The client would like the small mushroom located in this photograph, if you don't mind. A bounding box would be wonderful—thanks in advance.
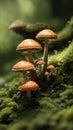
[35,59,45,73]
[36,29,57,73]
[12,60,35,82]
[45,71,50,75]
[47,65,55,75]
[16,39,42,80]
[18,80,39,98]
[44,71,50,80]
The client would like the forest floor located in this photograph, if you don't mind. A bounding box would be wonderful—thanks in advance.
[0,17,73,130]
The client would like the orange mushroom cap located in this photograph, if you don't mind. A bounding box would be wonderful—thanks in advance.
[45,71,50,75]
[16,39,42,52]
[36,29,57,40]
[35,59,45,65]
[12,60,35,72]
[47,65,55,70]
[18,80,39,91]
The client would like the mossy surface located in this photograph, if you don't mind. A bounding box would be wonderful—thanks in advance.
[0,17,73,130]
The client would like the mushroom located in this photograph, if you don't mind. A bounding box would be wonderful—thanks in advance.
[9,20,26,36]
[44,71,50,80]
[16,39,42,62]
[16,39,42,80]
[45,71,50,75]
[47,65,55,75]
[18,80,39,98]
[12,60,35,82]
[36,29,57,73]
[35,59,45,73]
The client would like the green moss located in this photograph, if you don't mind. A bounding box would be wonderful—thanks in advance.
[0,90,8,97]
[39,97,58,110]
[49,17,73,52]
[0,107,17,124]
[26,23,49,32]
[0,16,73,130]
[49,41,73,66]
[60,88,73,98]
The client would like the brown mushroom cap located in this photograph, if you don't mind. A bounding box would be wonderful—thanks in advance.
[16,39,42,52]
[12,60,35,71]
[36,29,57,40]
[35,59,45,65]
[47,65,55,70]
[18,80,39,91]
[45,71,50,75]
[9,20,26,30]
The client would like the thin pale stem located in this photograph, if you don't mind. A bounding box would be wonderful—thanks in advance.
[50,69,54,75]
[23,71,28,82]
[28,50,33,63]
[43,39,49,73]
[23,71,31,98]
[39,65,41,72]
[28,50,37,81]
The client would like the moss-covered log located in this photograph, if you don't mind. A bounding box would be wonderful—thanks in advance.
[0,17,73,130]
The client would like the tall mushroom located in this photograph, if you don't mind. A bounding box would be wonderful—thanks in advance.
[16,39,42,80]
[18,80,39,98]
[12,60,35,82]
[36,29,57,73]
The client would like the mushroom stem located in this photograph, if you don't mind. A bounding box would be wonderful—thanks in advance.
[28,50,37,81]
[50,69,54,75]
[39,65,43,74]
[39,65,41,72]
[23,71,31,98]
[23,71,28,82]
[36,65,41,76]
[28,50,33,63]
[26,90,31,98]
[43,39,49,73]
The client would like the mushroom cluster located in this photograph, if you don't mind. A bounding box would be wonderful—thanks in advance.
[12,39,43,98]
[10,21,57,98]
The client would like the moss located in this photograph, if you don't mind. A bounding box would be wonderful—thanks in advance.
[0,89,8,97]
[0,107,17,124]
[49,41,73,66]
[7,102,19,111]
[26,23,49,33]
[0,17,73,130]
[49,17,73,52]
[39,97,58,110]
[60,88,73,98]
